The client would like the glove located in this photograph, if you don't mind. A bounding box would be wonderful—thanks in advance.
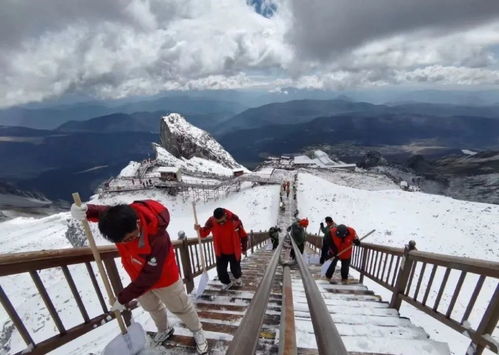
[110,299,125,312]
[320,222,324,229]
[353,238,361,246]
[70,203,88,221]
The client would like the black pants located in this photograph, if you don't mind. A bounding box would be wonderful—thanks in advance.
[290,243,304,259]
[216,254,242,284]
[271,238,279,250]
[325,258,351,280]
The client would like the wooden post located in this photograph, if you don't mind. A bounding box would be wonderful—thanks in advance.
[472,284,499,355]
[179,238,194,293]
[389,240,416,310]
[359,247,368,284]
[250,230,255,253]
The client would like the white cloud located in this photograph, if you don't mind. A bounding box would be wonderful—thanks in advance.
[0,0,498,108]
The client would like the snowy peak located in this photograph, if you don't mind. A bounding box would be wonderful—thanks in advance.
[159,113,243,170]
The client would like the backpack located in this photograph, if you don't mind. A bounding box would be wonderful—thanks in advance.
[133,200,170,227]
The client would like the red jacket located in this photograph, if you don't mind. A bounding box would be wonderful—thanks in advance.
[329,226,357,260]
[199,209,248,261]
[87,200,179,304]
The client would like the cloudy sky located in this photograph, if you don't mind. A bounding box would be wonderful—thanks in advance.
[1,0,499,108]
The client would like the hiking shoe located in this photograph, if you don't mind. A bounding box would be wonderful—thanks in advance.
[221,282,232,291]
[193,329,209,354]
[153,326,174,343]
[329,279,339,284]
[233,278,242,287]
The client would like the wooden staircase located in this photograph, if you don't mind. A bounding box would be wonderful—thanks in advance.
[291,262,451,354]
[136,246,450,354]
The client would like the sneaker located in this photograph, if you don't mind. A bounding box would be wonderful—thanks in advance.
[233,278,242,287]
[221,282,232,291]
[153,326,174,343]
[193,329,209,354]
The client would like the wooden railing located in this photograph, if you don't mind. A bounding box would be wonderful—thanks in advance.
[0,231,269,355]
[307,235,499,355]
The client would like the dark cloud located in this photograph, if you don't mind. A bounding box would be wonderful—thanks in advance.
[287,0,499,60]
[0,1,139,49]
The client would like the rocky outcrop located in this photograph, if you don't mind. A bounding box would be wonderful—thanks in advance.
[357,151,387,169]
[159,113,243,169]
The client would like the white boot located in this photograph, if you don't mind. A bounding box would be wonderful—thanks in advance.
[221,281,232,291]
[193,329,208,354]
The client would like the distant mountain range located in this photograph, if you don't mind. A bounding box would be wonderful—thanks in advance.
[2,97,499,203]
[0,96,246,130]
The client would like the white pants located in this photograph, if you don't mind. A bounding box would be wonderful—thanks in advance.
[137,279,202,332]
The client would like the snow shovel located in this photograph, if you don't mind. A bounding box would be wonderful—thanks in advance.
[192,201,209,298]
[321,229,376,277]
[72,193,146,355]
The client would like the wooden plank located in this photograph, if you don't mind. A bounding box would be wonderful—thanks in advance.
[461,275,485,323]
[446,271,466,318]
[29,270,66,334]
[0,286,34,347]
[413,262,426,300]
[61,265,89,322]
[433,267,451,311]
[422,264,437,306]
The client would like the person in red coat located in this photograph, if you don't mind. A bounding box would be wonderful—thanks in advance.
[70,200,208,354]
[325,224,360,284]
[194,207,248,290]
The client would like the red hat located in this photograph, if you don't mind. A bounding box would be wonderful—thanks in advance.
[299,218,309,227]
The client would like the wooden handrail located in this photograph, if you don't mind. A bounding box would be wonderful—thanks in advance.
[0,232,270,355]
[306,233,499,355]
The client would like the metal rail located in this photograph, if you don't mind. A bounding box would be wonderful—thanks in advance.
[226,236,284,355]
[290,235,348,355]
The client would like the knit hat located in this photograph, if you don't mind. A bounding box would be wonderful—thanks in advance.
[336,224,349,238]
[299,218,309,227]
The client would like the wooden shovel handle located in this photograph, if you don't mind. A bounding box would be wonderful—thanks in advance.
[192,202,207,271]
[72,192,127,334]
[336,229,376,258]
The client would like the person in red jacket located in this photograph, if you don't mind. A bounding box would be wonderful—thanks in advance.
[194,207,248,290]
[325,224,360,284]
[70,200,208,354]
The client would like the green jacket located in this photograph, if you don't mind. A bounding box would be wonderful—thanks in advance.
[269,227,279,241]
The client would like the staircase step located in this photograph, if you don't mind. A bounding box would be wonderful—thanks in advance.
[294,296,388,308]
[295,313,414,327]
[341,337,450,355]
[295,319,429,339]
[294,303,399,317]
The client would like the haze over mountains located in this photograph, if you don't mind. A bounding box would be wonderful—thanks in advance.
[1,91,498,206]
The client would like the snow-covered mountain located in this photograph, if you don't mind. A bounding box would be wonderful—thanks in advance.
[159,113,244,170]
[1,119,498,355]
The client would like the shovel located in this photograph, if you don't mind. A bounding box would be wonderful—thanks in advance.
[192,202,209,298]
[72,193,146,355]
[321,229,376,277]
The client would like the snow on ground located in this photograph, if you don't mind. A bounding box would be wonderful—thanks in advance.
[153,144,240,177]
[303,168,399,191]
[297,172,499,355]
[1,166,498,354]
[119,161,141,177]
[0,184,280,354]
